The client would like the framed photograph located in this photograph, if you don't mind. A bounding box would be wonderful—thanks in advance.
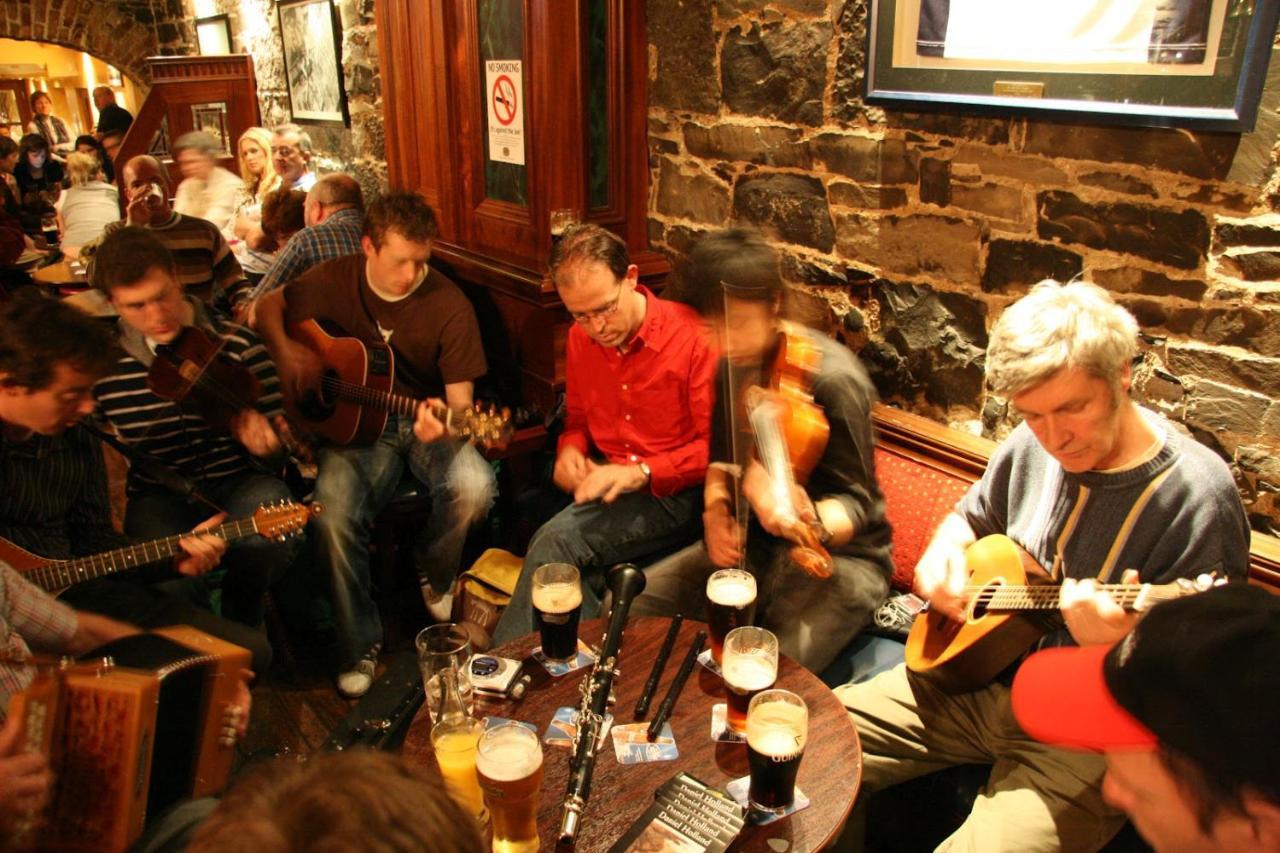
[277,0,349,127]
[865,0,1280,131]
[195,14,233,56]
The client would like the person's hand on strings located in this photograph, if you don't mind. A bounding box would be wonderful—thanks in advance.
[174,513,228,576]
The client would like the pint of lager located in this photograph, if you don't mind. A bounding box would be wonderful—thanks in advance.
[706,569,757,666]
[746,689,808,815]
[477,722,545,853]
[722,626,778,735]
[532,563,582,662]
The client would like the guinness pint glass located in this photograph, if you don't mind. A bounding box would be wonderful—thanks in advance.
[746,689,808,815]
[476,722,545,853]
[532,563,582,662]
[722,626,778,735]
[706,569,757,666]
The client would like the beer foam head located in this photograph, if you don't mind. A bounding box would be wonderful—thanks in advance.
[708,575,755,607]
[476,728,543,780]
[532,581,582,614]
[724,654,776,691]
[747,701,807,756]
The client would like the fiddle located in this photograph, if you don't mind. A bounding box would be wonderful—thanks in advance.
[146,325,262,432]
[741,321,834,579]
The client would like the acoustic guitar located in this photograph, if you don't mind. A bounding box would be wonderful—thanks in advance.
[904,534,1221,694]
[0,501,317,595]
[286,318,514,449]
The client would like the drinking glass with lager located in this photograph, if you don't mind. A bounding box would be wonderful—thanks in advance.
[477,721,545,853]
[532,563,582,662]
[746,689,808,816]
[722,626,778,736]
[706,568,757,666]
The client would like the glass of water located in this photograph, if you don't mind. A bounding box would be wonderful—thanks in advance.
[416,623,475,721]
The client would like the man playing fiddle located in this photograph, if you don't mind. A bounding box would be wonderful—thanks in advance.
[837,280,1250,850]
[633,229,893,672]
[86,227,300,658]
[490,223,717,649]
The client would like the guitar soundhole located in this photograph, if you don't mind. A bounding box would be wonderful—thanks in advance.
[297,370,339,420]
[970,580,1002,620]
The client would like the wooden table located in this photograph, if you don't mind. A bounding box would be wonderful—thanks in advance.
[31,259,88,287]
[402,616,862,852]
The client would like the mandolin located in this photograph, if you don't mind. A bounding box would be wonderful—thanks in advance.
[1,501,317,595]
[285,318,514,450]
[904,534,1222,693]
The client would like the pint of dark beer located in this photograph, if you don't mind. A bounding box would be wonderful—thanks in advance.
[746,689,808,815]
[706,569,757,666]
[532,563,582,662]
[722,626,777,735]
[476,722,544,852]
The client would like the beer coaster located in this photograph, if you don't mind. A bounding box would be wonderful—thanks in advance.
[482,716,538,733]
[725,776,810,826]
[710,703,746,743]
[696,648,723,676]
[532,641,596,676]
[610,723,678,764]
[544,706,612,749]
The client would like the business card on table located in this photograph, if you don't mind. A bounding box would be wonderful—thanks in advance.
[544,706,612,748]
[483,716,538,734]
[709,703,745,743]
[611,722,678,764]
[532,641,596,676]
[696,648,722,676]
[725,776,810,826]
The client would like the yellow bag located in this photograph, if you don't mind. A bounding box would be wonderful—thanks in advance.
[453,548,523,648]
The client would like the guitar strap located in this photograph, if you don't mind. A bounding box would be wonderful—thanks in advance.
[78,420,221,513]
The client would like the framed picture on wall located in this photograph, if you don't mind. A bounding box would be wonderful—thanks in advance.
[195,14,233,56]
[277,0,350,126]
[865,0,1280,131]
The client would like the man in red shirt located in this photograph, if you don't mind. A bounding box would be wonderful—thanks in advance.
[490,224,717,646]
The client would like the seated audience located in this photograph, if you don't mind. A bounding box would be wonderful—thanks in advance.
[224,127,282,286]
[260,188,307,252]
[173,131,242,229]
[490,224,716,649]
[248,173,364,305]
[255,192,496,697]
[58,151,119,256]
[88,228,301,655]
[633,229,893,672]
[93,85,133,139]
[189,750,485,853]
[270,124,317,192]
[96,154,250,313]
[13,134,63,239]
[1013,584,1280,853]
[0,136,19,218]
[0,291,271,670]
[74,133,114,183]
[24,91,73,160]
[837,280,1251,850]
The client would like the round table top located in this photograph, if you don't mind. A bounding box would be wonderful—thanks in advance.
[401,616,862,852]
[31,259,87,286]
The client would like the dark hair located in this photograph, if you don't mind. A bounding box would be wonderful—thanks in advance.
[74,134,99,151]
[29,91,51,111]
[189,751,485,853]
[18,133,49,157]
[362,190,438,248]
[680,227,784,315]
[91,226,177,295]
[261,188,307,246]
[0,136,16,159]
[0,291,117,390]
[548,223,629,283]
[1158,744,1263,835]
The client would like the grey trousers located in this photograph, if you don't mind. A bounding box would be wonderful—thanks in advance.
[632,538,890,673]
[835,665,1126,852]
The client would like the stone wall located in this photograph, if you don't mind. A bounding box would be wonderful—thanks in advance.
[187,0,385,199]
[648,0,1280,533]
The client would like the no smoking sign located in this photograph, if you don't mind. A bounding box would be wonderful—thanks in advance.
[485,60,525,165]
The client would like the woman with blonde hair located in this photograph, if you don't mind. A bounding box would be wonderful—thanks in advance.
[58,151,119,256]
[224,126,282,286]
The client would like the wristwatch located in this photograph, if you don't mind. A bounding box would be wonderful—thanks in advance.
[637,461,652,483]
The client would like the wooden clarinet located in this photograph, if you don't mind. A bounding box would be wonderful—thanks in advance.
[557,563,647,846]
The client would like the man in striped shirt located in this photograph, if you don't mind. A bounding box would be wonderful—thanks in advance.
[90,227,301,639]
[96,155,250,315]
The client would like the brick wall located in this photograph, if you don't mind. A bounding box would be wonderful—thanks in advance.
[648,0,1280,533]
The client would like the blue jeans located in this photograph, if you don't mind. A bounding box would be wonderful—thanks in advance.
[311,415,496,669]
[125,471,300,629]
[490,488,703,647]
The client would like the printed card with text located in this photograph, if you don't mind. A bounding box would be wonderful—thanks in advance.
[611,722,678,764]
[544,706,613,749]
[532,641,596,676]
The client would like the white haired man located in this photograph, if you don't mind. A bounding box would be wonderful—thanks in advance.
[837,280,1251,850]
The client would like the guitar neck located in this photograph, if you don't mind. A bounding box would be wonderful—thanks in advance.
[320,375,429,420]
[965,582,1178,612]
[28,518,261,593]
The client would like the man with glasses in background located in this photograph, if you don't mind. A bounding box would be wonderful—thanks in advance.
[490,223,717,647]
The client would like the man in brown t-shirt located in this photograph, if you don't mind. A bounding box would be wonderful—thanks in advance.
[256,191,495,697]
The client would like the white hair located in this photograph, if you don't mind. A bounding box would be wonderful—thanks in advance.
[986,279,1139,396]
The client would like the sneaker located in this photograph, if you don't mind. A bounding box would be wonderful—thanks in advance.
[337,655,377,699]
[421,582,455,622]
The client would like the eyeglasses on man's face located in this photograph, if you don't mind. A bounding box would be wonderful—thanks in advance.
[569,284,623,325]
